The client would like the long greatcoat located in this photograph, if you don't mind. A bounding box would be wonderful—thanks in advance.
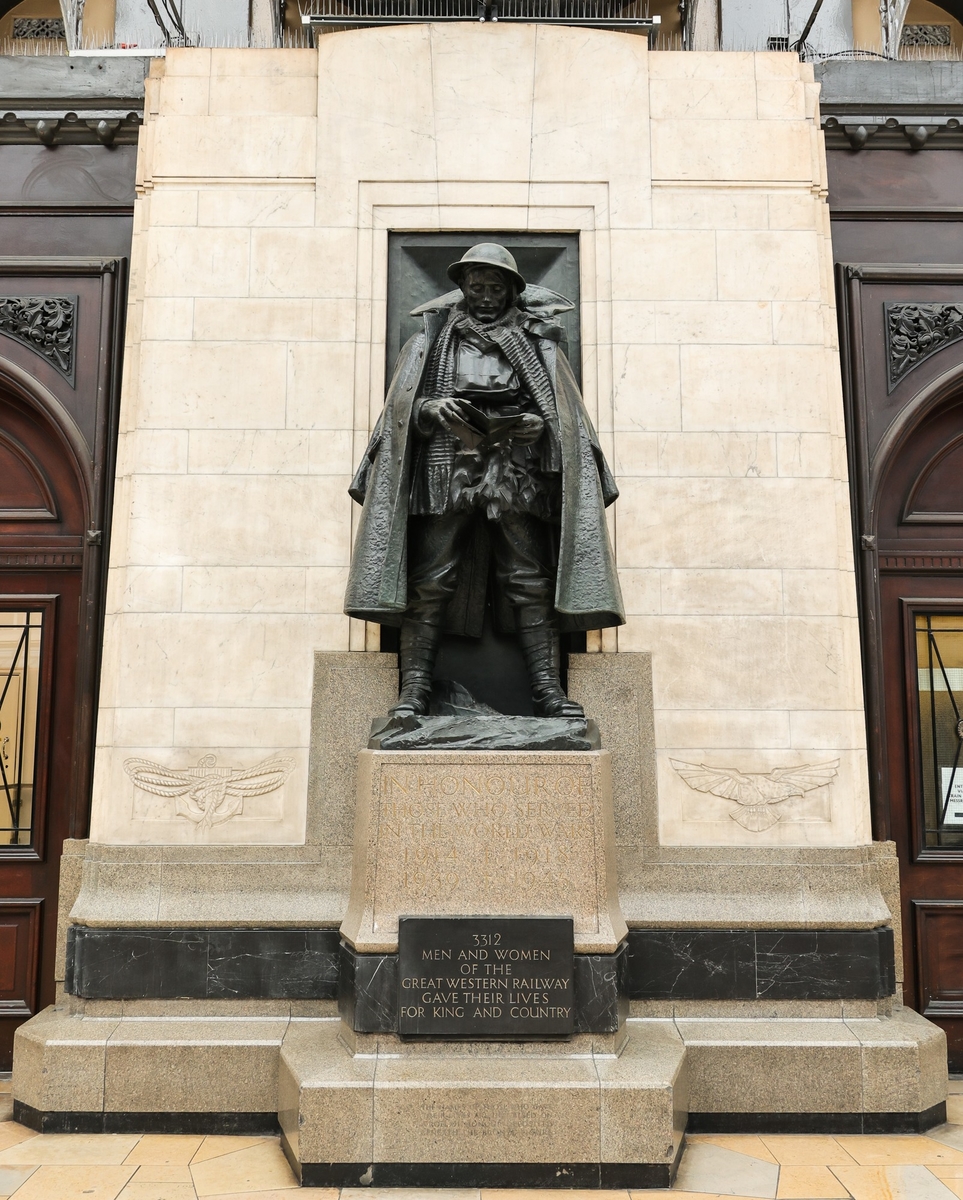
[344,289,625,634]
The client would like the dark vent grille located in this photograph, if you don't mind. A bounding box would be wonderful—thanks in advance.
[299,0,659,34]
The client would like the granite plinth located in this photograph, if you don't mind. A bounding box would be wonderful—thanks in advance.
[369,714,601,751]
[340,749,627,955]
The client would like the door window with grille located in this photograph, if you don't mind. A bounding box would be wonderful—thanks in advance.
[0,611,43,849]
[917,612,963,848]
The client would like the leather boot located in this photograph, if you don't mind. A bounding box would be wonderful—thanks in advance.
[517,625,585,719]
[390,620,441,718]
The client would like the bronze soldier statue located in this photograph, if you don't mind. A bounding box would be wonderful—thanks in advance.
[345,243,624,720]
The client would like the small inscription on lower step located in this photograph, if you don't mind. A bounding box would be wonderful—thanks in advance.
[398,916,574,1038]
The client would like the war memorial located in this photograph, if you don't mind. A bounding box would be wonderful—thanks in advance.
[2,21,950,1189]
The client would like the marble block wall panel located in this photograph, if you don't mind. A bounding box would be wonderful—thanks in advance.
[371,1056,603,1164]
[90,30,866,859]
[54,840,88,984]
[618,852,894,928]
[94,48,351,847]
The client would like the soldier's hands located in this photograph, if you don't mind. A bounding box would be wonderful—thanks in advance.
[512,413,545,445]
[420,397,468,432]
[418,401,543,445]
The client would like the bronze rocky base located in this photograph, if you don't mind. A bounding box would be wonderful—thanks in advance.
[368,712,600,750]
[369,678,600,749]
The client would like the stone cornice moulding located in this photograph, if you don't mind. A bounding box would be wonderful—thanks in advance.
[0,110,142,147]
[822,112,963,150]
[139,176,316,189]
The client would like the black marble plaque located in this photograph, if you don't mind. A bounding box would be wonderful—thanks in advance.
[398,916,574,1038]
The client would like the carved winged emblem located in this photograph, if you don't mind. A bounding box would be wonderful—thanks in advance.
[124,753,295,830]
[670,759,839,832]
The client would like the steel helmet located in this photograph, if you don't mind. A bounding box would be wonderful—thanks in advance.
[447,243,526,293]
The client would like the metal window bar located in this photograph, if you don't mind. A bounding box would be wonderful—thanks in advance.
[0,612,41,848]
[928,614,942,845]
[299,0,660,38]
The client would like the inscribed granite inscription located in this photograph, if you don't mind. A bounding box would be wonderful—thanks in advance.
[372,763,599,929]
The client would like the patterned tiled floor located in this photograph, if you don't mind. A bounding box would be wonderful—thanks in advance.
[1,1082,963,1199]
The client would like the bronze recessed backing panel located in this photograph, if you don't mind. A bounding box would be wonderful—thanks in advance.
[386,232,581,387]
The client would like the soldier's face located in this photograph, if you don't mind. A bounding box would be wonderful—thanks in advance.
[461,267,511,322]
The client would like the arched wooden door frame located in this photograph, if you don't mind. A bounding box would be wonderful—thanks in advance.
[0,357,96,1063]
[872,377,963,808]
[864,363,963,836]
[0,254,126,845]
[840,259,963,1064]
[870,361,963,521]
[0,254,126,1067]
[0,357,103,842]
[838,263,963,837]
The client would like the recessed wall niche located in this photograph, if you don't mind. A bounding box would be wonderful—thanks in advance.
[381,231,584,710]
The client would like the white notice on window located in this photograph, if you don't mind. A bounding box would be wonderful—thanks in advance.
[942,767,963,825]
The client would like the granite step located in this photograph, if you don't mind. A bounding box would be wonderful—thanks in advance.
[677,1006,947,1133]
[11,1007,948,1171]
[13,1007,288,1133]
[278,1017,688,1188]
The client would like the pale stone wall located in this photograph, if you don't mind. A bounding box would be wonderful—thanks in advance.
[90,30,869,850]
[92,49,331,844]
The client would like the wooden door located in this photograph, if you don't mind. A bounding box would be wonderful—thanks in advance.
[0,150,133,1065]
[837,258,963,1071]
[876,391,963,1069]
[0,381,86,1068]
